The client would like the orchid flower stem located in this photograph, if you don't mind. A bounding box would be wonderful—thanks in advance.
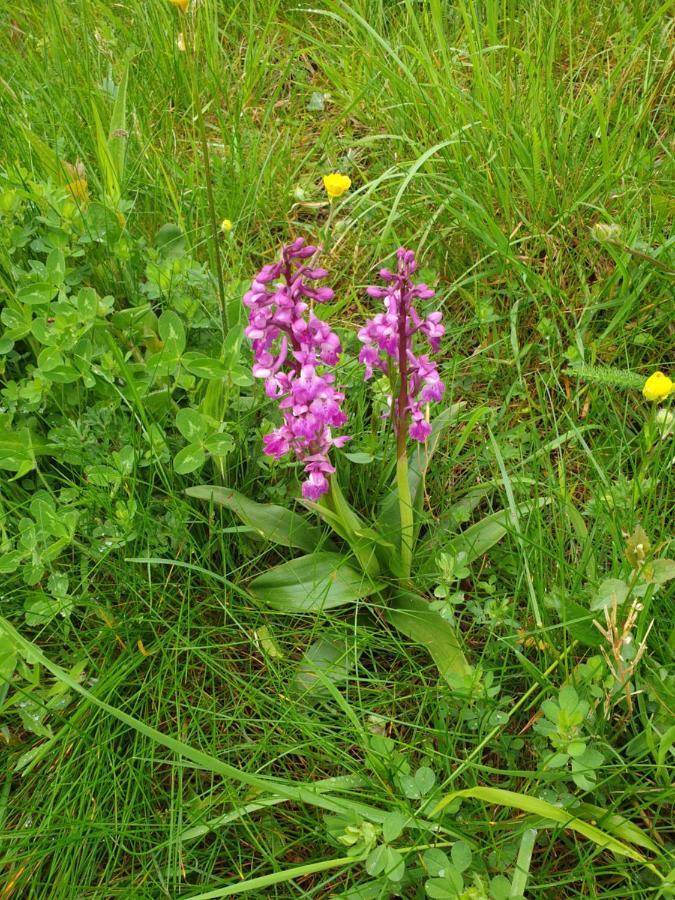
[396,449,413,578]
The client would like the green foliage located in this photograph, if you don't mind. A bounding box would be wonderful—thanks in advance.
[0,0,672,896]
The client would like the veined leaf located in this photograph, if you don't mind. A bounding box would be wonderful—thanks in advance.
[302,477,384,576]
[384,590,471,685]
[187,485,325,553]
[249,552,384,612]
[432,787,651,863]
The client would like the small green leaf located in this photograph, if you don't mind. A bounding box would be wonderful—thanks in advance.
[383,846,405,882]
[24,591,72,626]
[42,364,80,384]
[0,550,27,574]
[365,845,388,877]
[173,443,206,474]
[155,223,186,259]
[294,635,353,695]
[415,766,436,796]
[344,452,374,464]
[37,347,64,372]
[423,848,451,877]
[249,552,383,612]
[175,408,208,442]
[489,874,513,899]
[158,309,186,355]
[450,841,472,873]
[46,248,65,284]
[425,868,463,897]
[365,845,405,882]
[203,432,235,456]
[182,352,229,380]
[648,558,675,585]
[382,810,406,843]
[590,578,630,612]
[17,281,57,305]
[559,598,603,647]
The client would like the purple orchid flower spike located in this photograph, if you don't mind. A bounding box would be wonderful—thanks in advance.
[358,247,445,452]
[244,238,350,500]
[358,247,444,575]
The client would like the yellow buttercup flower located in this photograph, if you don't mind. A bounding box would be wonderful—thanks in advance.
[322,173,351,200]
[169,0,189,12]
[221,218,233,233]
[643,371,674,402]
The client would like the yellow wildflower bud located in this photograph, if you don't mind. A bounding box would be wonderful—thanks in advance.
[322,173,351,200]
[643,371,674,402]
[169,0,189,12]
[221,218,233,234]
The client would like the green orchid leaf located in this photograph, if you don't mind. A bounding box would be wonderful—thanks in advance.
[384,589,471,685]
[187,485,326,553]
[432,787,651,863]
[249,552,384,612]
[301,478,384,576]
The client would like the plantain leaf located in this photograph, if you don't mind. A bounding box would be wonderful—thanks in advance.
[384,590,471,685]
[432,787,651,863]
[249,552,384,612]
[187,486,325,553]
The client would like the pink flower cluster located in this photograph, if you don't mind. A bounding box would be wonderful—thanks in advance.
[358,248,444,442]
[244,238,349,500]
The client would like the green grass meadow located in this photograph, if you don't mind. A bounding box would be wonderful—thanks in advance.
[0,0,673,896]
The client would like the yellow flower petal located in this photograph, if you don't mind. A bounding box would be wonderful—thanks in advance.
[221,218,233,233]
[643,371,674,402]
[169,0,189,12]
[322,173,351,199]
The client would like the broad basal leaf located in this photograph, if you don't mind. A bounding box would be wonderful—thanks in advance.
[384,590,471,685]
[187,485,325,553]
[249,552,384,612]
[301,478,386,576]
